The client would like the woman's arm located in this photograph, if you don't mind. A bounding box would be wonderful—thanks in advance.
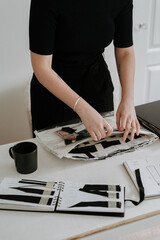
[30,51,113,140]
[114,46,140,141]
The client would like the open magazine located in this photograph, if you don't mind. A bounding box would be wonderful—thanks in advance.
[35,112,158,160]
[0,178,125,217]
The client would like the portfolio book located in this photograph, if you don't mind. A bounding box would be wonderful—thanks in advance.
[0,178,125,217]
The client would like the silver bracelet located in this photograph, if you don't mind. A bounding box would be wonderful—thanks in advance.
[73,97,81,111]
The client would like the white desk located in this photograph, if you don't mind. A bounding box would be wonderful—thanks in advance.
[0,138,160,240]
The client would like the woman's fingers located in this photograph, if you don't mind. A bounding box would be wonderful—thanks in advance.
[90,131,98,141]
[104,121,113,136]
[130,121,136,141]
[90,117,139,142]
[94,129,103,141]
[89,120,113,141]
[136,119,140,136]
[122,119,131,142]
[121,118,140,142]
[119,115,127,131]
[116,101,140,142]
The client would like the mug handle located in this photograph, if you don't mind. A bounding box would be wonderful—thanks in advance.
[9,147,14,159]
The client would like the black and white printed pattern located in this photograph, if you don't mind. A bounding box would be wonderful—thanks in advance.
[35,112,159,160]
[0,178,58,211]
[55,181,125,216]
[0,178,125,216]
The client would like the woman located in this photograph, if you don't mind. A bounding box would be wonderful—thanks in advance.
[29,0,140,142]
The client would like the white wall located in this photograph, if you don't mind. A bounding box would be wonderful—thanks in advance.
[0,0,33,145]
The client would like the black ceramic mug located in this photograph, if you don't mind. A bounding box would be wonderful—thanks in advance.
[9,142,37,174]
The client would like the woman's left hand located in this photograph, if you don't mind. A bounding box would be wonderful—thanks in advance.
[116,100,140,142]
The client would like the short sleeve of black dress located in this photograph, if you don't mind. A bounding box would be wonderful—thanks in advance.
[29,0,57,55]
[114,0,133,48]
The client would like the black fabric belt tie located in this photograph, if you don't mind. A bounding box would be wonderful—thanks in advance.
[125,169,145,206]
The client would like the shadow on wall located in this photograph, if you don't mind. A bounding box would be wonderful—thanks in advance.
[0,83,33,145]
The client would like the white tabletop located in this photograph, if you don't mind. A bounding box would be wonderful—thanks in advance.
[0,138,160,240]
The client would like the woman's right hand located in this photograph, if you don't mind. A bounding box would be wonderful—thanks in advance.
[75,98,113,141]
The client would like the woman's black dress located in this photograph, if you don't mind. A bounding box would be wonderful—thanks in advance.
[29,0,133,132]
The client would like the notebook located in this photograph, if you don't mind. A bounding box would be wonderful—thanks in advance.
[124,157,160,199]
[135,100,160,137]
[0,178,125,217]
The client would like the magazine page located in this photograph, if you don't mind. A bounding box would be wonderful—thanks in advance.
[56,181,125,216]
[0,178,59,211]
